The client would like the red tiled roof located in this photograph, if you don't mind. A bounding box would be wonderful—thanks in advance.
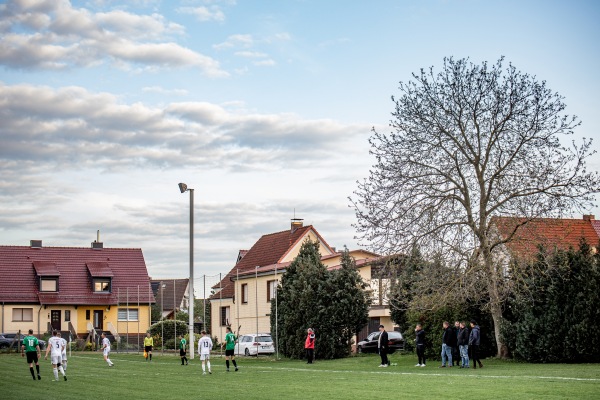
[493,216,600,259]
[0,246,155,305]
[33,261,60,276]
[211,225,315,299]
[86,261,114,277]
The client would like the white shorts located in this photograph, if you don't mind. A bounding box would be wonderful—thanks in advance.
[61,353,67,361]
[103,348,111,356]
[51,354,63,365]
[200,353,210,361]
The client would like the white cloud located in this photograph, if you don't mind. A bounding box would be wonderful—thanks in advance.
[177,6,225,22]
[253,59,275,66]
[0,0,227,76]
[213,34,253,50]
[234,51,268,58]
[142,86,189,96]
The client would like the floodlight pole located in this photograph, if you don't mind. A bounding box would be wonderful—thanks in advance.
[178,183,195,360]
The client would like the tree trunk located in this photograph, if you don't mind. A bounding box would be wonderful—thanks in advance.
[485,253,510,358]
[489,299,509,358]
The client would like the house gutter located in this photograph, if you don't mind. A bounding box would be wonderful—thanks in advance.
[1,302,4,333]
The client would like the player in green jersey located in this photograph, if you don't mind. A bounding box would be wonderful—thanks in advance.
[221,327,238,372]
[21,329,41,380]
[179,334,188,365]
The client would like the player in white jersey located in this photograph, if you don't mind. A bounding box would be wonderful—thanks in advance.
[58,332,68,372]
[101,332,114,367]
[198,330,213,375]
[44,330,67,381]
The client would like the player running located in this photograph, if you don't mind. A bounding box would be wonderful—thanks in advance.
[44,330,67,381]
[144,332,153,362]
[198,331,213,375]
[101,332,114,367]
[179,334,188,365]
[221,327,238,372]
[58,332,68,372]
[21,329,42,380]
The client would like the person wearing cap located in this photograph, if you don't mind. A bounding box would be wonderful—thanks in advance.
[377,325,389,367]
[305,328,315,364]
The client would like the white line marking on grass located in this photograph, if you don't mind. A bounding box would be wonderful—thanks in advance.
[243,366,600,382]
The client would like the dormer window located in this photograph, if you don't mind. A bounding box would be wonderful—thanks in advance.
[93,278,111,293]
[87,262,114,294]
[40,277,58,292]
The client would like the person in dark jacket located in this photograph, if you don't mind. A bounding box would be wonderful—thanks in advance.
[452,321,460,366]
[377,325,389,367]
[440,321,454,367]
[457,321,469,368]
[415,324,426,367]
[469,320,483,369]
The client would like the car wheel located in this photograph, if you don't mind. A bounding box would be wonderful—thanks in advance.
[357,346,362,353]
[244,348,250,356]
[0,343,8,350]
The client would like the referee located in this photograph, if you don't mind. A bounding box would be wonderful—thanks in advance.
[144,332,153,362]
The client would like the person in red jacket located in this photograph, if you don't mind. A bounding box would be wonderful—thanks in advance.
[305,328,315,364]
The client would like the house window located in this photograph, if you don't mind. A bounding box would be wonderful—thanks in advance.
[118,308,139,321]
[40,278,58,292]
[267,280,277,302]
[93,278,111,293]
[86,310,90,320]
[220,306,230,326]
[65,310,71,322]
[241,284,248,304]
[12,308,33,322]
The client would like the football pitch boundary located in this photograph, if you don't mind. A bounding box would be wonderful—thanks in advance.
[68,354,600,383]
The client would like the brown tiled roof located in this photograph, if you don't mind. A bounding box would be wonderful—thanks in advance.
[0,246,155,305]
[493,216,600,259]
[150,278,189,312]
[86,261,114,277]
[211,225,315,299]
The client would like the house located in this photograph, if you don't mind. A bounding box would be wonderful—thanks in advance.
[492,214,600,261]
[0,240,155,342]
[209,219,392,345]
[150,278,190,320]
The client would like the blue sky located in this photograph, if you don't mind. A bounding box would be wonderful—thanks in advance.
[1,0,599,288]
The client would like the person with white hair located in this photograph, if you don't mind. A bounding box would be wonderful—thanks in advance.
[304,328,315,364]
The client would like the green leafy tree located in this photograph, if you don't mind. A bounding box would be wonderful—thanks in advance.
[504,240,600,362]
[272,241,370,359]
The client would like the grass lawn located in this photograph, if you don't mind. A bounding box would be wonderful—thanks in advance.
[2,351,599,399]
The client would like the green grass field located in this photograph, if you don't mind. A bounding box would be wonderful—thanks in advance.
[2,351,599,399]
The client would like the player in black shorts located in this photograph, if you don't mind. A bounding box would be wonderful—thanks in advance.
[22,329,41,380]
[143,332,153,361]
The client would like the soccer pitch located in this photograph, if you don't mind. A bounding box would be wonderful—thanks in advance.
[2,352,599,399]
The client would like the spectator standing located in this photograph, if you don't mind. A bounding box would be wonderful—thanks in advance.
[305,328,316,364]
[377,325,389,367]
[457,321,469,368]
[415,324,426,367]
[452,321,460,366]
[469,320,483,369]
[440,321,454,367]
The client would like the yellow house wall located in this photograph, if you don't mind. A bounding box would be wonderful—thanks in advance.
[281,230,335,263]
[0,304,80,337]
[210,297,235,342]
[76,305,151,336]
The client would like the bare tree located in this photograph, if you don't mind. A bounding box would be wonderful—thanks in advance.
[351,57,600,357]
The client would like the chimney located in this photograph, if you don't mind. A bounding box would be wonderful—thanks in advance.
[291,218,304,233]
[30,240,42,248]
[92,229,103,249]
[583,214,595,221]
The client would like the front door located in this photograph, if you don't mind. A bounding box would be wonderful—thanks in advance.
[51,310,61,331]
[93,310,103,330]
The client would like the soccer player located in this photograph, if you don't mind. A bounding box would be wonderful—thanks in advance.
[144,332,153,362]
[198,331,212,375]
[44,330,67,381]
[101,332,114,367]
[221,327,238,372]
[58,332,68,372]
[21,329,41,380]
[179,334,188,365]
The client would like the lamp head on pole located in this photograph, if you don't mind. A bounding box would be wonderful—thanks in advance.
[178,182,188,193]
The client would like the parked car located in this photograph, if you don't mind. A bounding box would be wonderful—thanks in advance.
[357,331,404,354]
[234,333,275,356]
[0,333,47,350]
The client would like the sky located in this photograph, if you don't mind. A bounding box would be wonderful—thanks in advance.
[1,0,599,290]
